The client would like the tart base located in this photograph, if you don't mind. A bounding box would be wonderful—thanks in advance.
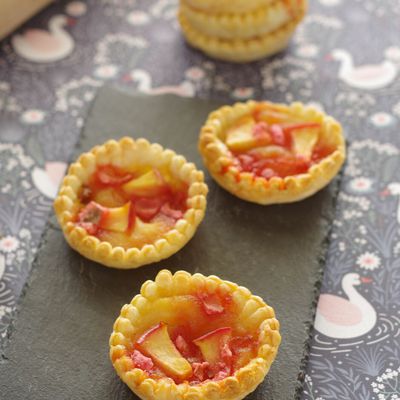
[180,0,304,41]
[110,270,281,400]
[178,8,306,63]
[54,137,208,269]
[198,101,346,205]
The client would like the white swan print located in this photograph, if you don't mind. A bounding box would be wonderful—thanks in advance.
[329,49,397,90]
[12,15,75,63]
[315,273,377,339]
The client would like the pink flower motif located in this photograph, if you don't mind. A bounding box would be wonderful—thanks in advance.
[0,236,19,253]
[370,112,393,127]
[94,64,119,79]
[356,252,381,271]
[20,109,46,124]
[185,67,205,81]
[232,87,254,100]
[66,1,87,17]
[296,44,319,58]
[347,177,373,194]
[127,11,150,25]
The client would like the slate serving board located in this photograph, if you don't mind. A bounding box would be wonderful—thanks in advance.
[0,87,340,399]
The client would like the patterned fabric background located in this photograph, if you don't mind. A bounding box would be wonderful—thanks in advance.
[0,0,399,398]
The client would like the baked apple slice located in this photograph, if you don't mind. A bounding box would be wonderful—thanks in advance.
[193,327,232,365]
[123,169,165,196]
[289,123,320,160]
[78,201,130,234]
[136,322,192,380]
[100,202,131,232]
[226,119,271,152]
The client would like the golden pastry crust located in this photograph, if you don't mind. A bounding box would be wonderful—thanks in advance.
[198,101,346,205]
[54,137,208,269]
[182,0,274,13]
[180,0,304,40]
[178,7,306,63]
[110,269,281,400]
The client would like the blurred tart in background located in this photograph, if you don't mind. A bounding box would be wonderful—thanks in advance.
[178,0,307,62]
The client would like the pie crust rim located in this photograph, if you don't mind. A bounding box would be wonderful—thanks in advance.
[110,269,281,400]
[178,5,306,63]
[180,0,304,41]
[54,137,208,269]
[198,101,346,205]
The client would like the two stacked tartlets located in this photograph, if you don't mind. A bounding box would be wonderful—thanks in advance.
[54,101,345,400]
[178,0,308,62]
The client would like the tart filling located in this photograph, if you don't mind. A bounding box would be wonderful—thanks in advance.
[76,165,188,250]
[199,101,345,204]
[54,138,208,269]
[110,270,280,400]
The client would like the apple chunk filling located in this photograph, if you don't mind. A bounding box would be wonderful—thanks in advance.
[136,322,192,380]
[129,293,258,385]
[222,106,334,180]
[193,327,232,366]
[75,165,188,248]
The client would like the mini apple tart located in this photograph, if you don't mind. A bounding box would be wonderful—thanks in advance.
[54,138,208,269]
[110,270,280,400]
[199,101,345,204]
[180,0,303,41]
[178,12,304,63]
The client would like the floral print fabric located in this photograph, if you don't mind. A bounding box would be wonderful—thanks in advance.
[0,0,399,398]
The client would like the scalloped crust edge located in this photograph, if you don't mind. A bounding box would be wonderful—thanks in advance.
[178,6,306,63]
[110,269,281,400]
[53,137,208,269]
[180,0,305,41]
[182,0,275,13]
[198,101,346,205]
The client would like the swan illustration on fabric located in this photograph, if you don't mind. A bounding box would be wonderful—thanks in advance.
[381,182,400,224]
[123,69,195,97]
[11,15,75,63]
[329,49,397,90]
[32,162,67,199]
[315,273,377,339]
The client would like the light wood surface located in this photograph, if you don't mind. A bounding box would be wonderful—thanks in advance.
[0,0,52,40]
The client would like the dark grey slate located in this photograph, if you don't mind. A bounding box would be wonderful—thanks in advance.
[0,87,340,399]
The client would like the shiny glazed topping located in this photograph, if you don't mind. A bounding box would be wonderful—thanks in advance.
[129,291,258,385]
[223,104,335,179]
[75,165,188,248]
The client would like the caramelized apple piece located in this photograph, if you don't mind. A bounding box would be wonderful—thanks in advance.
[99,202,131,232]
[93,188,127,208]
[248,145,291,159]
[194,327,232,365]
[136,322,192,380]
[226,125,256,152]
[96,165,133,186]
[197,293,225,316]
[230,335,255,370]
[135,197,163,222]
[122,169,165,196]
[131,349,154,372]
[225,116,257,152]
[77,201,108,235]
[255,109,291,124]
[289,124,320,160]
